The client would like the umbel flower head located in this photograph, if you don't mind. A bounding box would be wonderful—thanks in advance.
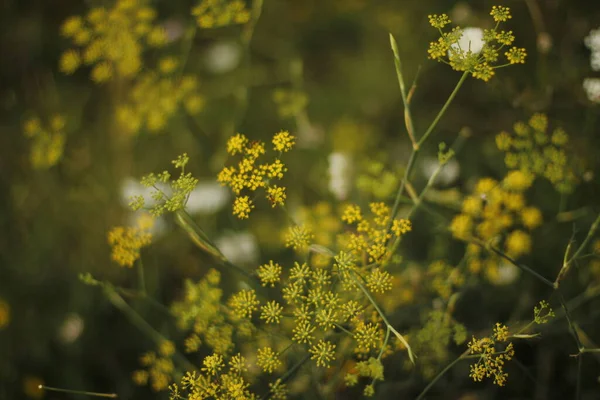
[218,131,296,219]
[427,5,526,81]
[59,0,169,83]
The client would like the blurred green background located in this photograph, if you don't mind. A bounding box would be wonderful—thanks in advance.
[1,0,600,399]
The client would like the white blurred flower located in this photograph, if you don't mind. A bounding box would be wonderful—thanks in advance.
[185,181,230,215]
[57,313,84,344]
[215,232,259,265]
[591,52,600,72]
[421,156,460,186]
[584,28,600,53]
[450,27,484,55]
[491,262,521,285]
[583,78,600,103]
[328,152,353,200]
[205,41,242,74]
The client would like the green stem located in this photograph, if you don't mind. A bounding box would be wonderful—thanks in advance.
[388,71,470,230]
[415,349,470,400]
[417,71,469,148]
[40,385,117,398]
[102,285,198,373]
[481,241,555,288]
[349,271,415,363]
[389,34,418,148]
[555,212,600,287]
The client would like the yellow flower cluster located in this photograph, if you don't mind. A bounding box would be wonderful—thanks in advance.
[356,159,400,200]
[340,202,412,264]
[427,5,526,81]
[408,310,467,379]
[107,213,154,267]
[129,154,199,217]
[496,113,578,193]
[218,131,296,219]
[272,88,309,119]
[171,269,240,355]
[192,0,251,28]
[59,0,168,83]
[426,260,464,300]
[22,114,66,169]
[169,353,256,400]
[467,323,515,386]
[450,174,542,280]
[116,70,204,135]
[133,342,175,392]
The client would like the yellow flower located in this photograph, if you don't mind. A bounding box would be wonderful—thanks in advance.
[450,214,473,240]
[59,50,81,74]
[91,61,113,83]
[266,185,286,207]
[61,16,83,37]
[272,130,296,152]
[505,230,531,257]
[107,219,153,268]
[503,170,534,191]
[521,207,542,229]
[233,196,254,219]
[227,133,248,155]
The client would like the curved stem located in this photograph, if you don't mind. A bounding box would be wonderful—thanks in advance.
[415,349,470,400]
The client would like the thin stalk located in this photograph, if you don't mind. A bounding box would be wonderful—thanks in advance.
[388,70,470,230]
[481,241,555,288]
[350,271,415,364]
[389,34,418,149]
[102,285,198,373]
[260,354,311,400]
[555,212,600,287]
[417,71,469,147]
[415,349,470,400]
[39,385,117,398]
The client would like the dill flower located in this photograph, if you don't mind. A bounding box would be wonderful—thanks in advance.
[228,289,259,319]
[233,196,254,219]
[257,260,282,287]
[201,353,224,376]
[505,230,531,258]
[227,133,248,155]
[266,185,286,207]
[392,218,412,235]
[427,6,525,81]
[59,50,81,74]
[366,268,393,293]
[354,322,382,354]
[260,301,283,324]
[521,207,542,229]
[107,218,153,268]
[272,130,296,152]
[257,347,282,373]
[284,224,314,250]
[342,204,362,224]
[292,319,316,344]
[467,323,515,386]
[534,300,555,324]
[91,61,113,83]
[450,214,473,240]
[268,379,288,400]
[309,340,336,368]
[192,0,251,29]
